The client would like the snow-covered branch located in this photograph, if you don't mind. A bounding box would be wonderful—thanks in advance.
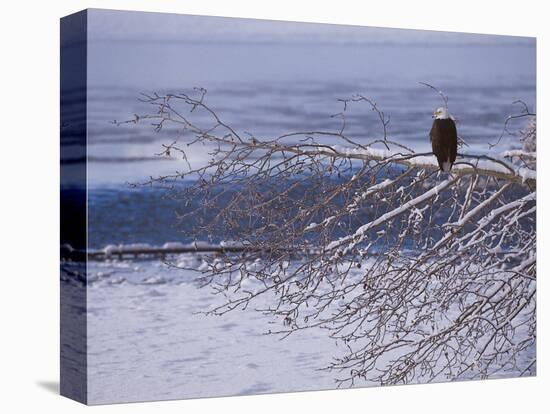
[123,88,536,386]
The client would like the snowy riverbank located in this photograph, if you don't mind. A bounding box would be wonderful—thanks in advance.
[83,258,341,404]
[59,253,535,404]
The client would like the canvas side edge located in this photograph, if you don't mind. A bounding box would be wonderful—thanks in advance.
[60,9,88,405]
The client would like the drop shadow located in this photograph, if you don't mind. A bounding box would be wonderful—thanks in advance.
[36,380,59,395]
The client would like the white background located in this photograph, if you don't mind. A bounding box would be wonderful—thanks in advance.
[0,0,546,412]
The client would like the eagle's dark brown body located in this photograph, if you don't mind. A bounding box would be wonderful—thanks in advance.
[430,118,458,172]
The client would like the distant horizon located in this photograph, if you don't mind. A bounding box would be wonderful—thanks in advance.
[86,8,536,46]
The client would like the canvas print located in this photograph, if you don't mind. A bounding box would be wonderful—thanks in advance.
[60,9,536,405]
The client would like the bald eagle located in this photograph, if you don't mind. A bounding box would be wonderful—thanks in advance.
[430,107,458,172]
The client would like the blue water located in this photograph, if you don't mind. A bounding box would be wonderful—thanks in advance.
[62,16,536,247]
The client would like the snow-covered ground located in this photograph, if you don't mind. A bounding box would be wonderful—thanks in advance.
[84,258,343,404]
[68,253,535,404]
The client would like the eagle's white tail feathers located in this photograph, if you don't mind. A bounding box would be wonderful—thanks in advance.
[442,161,452,172]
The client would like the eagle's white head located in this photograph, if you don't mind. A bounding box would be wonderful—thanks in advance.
[432,107,450,119]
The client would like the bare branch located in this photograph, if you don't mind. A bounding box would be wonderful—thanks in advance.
[124,87,536,386]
